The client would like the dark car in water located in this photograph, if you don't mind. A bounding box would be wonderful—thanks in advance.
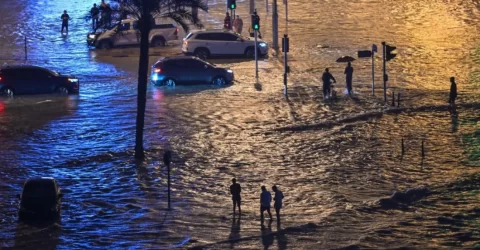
[17,177,63,221]
[150,56,234,86]
[0,65,79,97]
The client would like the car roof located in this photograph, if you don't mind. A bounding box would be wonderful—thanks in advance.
[191,29,236,34]
[0,65,47,71]
[25,177,56,183]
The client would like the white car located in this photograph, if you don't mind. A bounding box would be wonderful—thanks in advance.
[87,18,179,49]
[182,29,269,59]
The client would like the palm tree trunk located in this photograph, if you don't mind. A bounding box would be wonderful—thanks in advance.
[134,15,152,160]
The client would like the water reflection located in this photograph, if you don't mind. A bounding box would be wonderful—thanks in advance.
[261,220,274,250]
[13,221,62,250]
[450,107,458,133]
[276,222,288,250]
[228,215,241,248]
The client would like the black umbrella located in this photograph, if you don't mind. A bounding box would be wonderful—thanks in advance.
[336,56,356,63]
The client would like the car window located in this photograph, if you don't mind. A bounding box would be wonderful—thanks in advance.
[155,24,175,29]
[132,21,138,30]
[217,33,238,41]
[23,181,56,198]
[185,32,194,40]
[185,59,206,69]
[195,33,211,40]
[119,23,130,31]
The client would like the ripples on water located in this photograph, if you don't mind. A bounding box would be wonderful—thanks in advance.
[0,0,479,249]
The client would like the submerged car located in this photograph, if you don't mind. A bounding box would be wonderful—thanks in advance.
[0,65,79,97]
[18,177,63,221]
[150,56,234,86]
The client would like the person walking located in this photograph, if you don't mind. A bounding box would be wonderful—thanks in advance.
[99,0,108,27]
[233,15,243,34]
[344,62,354,95]
[322,68,336,100]
[90,4,100,30]
[60,10,71,33]
[224,12,231,29]
[260,186,272,221]
[230,178,241,215]
[272,185,284,222]
[448,76,457,105]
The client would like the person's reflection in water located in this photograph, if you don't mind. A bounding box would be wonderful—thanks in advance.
[14,220,62,250]
[261,219,274,250]
[450,106,458,132]
[228,214,241,248]
[276,221,288,250]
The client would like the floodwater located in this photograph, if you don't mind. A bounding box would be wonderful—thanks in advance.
[0,0,479,249]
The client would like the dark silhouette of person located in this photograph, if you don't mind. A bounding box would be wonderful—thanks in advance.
[322,68,336,100]
[90,4,99,30]
[61,10,71,33]
[344,62,354,95]
[260,186,272,221]
[448,77,457,105]
[261,219,274,250]
[230,178,241,215]
[99,0,108,27]
[224,12,231,29]
[272,185,284,222]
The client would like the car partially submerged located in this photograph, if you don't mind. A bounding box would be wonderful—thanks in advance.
[87,18,179,49]
[17,177,63,221]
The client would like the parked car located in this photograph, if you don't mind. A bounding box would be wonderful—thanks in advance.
[150,56,234,86]
[0,65,79,97]
[182,29,269,59]
[17,177,63,220]
[87,18,179,49]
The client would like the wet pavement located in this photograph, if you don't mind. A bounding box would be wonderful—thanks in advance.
[0,0,479,249]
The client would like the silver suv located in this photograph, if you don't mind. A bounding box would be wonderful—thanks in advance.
[182,29,269,59]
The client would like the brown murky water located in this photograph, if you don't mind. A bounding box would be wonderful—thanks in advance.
[0,0,479,249]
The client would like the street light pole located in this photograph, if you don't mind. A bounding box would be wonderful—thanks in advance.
[272,0,278,51]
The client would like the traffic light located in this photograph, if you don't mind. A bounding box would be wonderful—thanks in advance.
[252,13,260,30]
[228,0,236,9]
[385,44,397,61]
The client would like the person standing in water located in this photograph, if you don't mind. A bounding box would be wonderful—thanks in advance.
[448,76,457,105]
[272,185,284,222]
[260,186,273,221]
[61,10,71,33]
[344,62,354,95]
[230,178,242,215]
[322,68,336,100]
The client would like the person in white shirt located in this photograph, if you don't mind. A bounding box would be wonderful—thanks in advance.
[260,186,272,221]
[272,185,284,222]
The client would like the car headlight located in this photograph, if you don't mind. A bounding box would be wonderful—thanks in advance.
[88,34,96,39]
[68,78,79,82]
[259,42,267,47]
[227,70,233,73]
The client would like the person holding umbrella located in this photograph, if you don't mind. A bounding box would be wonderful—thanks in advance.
[344,62,354,95]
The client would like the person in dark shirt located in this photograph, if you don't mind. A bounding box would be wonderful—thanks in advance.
[90,4,99,30]
[322,68,336,100]
[448,76,457,105]
[344,62,354,95]
[61,10,71,33]
[224,12,231,30]
[230,178,241,215]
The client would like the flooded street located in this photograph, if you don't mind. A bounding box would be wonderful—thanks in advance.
[0,0,479,249]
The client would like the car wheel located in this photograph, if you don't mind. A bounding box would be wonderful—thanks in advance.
[55,86,69,95]
[99,40,112,49]
[212,76,226,86]
[0,87,14,97]
[164,78,176,87]
[151,37,166,47]
[245,47,255,58]
[194,48,209,60]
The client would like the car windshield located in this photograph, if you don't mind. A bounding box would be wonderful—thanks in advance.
[197,58,215,68]
[49,69,60,76]
[23,181,56,198]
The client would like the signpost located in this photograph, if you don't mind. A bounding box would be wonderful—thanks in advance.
[163,150,172,210]
[372,44,377,96]
[282,34,289,96]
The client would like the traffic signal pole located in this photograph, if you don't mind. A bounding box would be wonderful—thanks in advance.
[382,41,387,103]
[372,48,375,96]
[272,0,279,51]
[255,30,258,78]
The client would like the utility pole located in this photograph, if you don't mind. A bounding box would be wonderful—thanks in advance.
[372,44,377,96]
[272,0,279,51]
[382,41,387,103]
[284,0,288,34]
[282,34,289,96]
[249,0,254,14]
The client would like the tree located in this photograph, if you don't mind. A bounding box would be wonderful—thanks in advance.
[107,0,208,159]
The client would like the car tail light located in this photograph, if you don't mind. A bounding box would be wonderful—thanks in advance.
[174,28,178,36]
[0,76,2,81]
[154,68,161,73]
